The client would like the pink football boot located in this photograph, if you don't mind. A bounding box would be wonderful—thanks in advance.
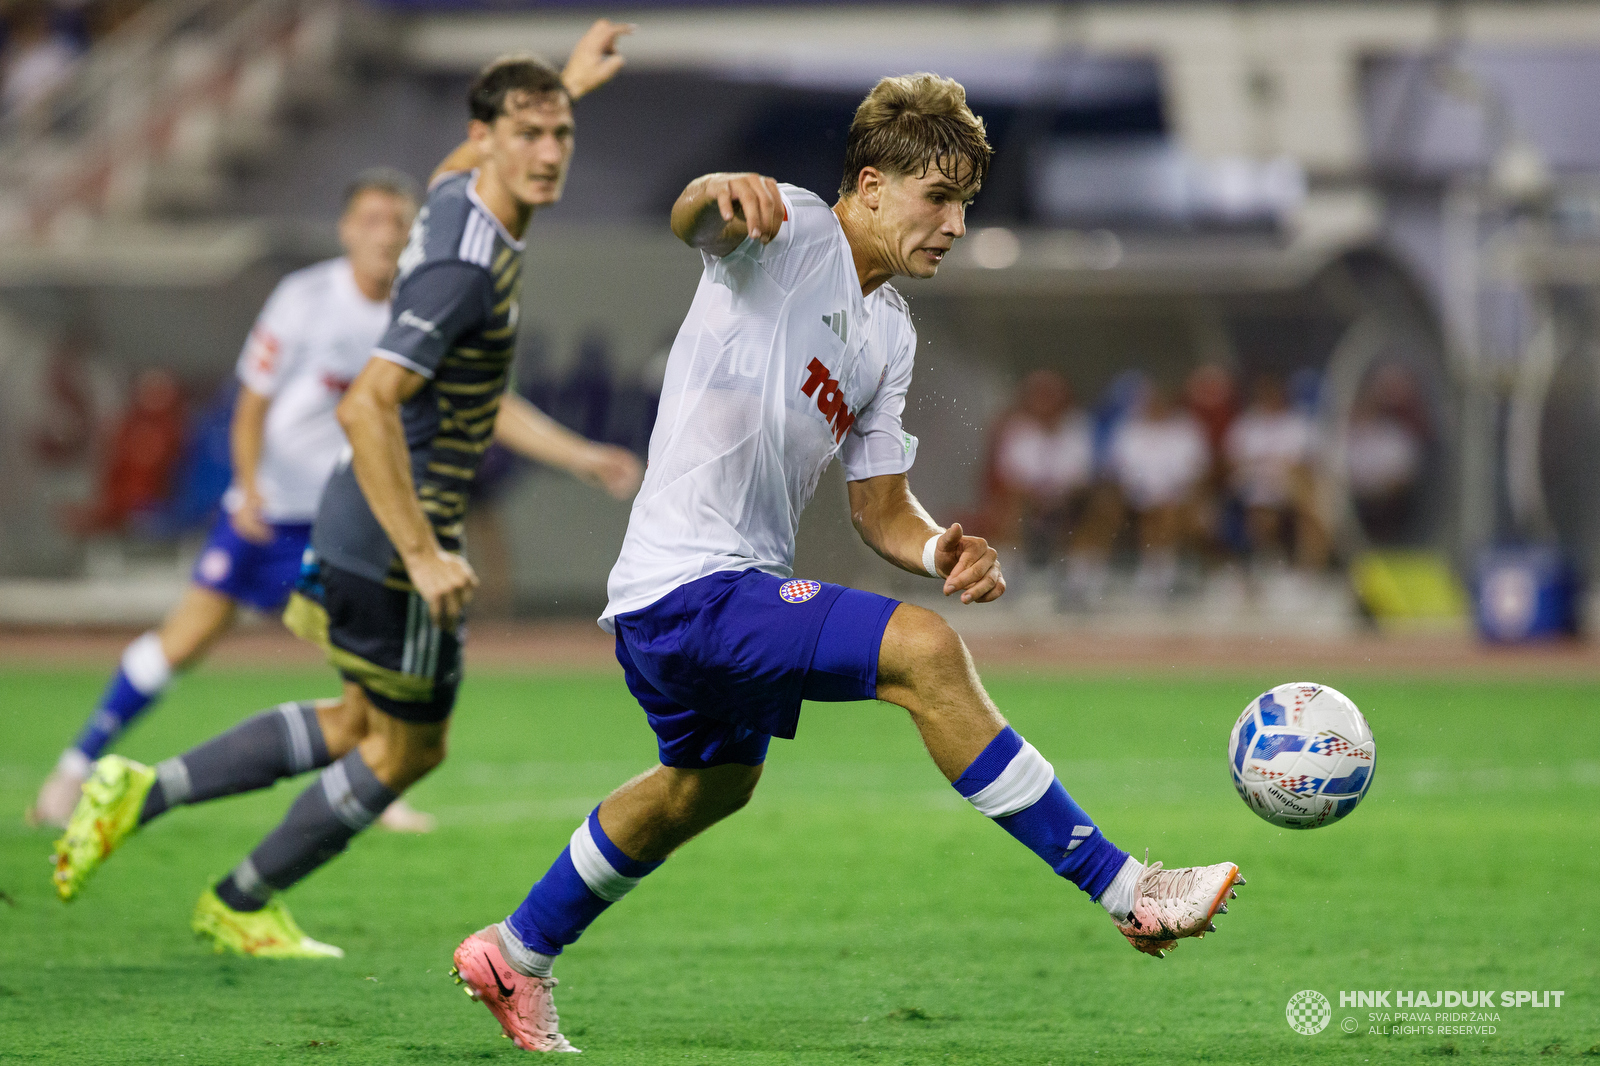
[1114,860,1244,958]
[451,928,578,1053]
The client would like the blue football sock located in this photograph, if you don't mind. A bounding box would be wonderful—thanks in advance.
[506,807,662,959]
[72,632,172,760]
[953,726,1129,901]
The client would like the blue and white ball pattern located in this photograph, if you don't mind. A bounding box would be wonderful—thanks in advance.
[1228,682,1376,829]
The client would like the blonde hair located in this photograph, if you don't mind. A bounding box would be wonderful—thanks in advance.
[839,73,992,198]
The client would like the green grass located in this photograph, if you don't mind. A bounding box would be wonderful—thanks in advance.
[1,664,1597,1063]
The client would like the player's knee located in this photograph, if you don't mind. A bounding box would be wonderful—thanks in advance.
[403,734,448,777]
[664,764,760,825]
[710,766,761,817]
[317,696,369,757]
[884,604,967,691]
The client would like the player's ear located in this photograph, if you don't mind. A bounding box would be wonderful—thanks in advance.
[467,118,493,151]
[856,167,884,210]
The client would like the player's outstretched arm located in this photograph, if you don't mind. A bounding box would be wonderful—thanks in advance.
[226,385,274,544]
[848,473,1005,604]
[560,18,633,100]
[493,392,643,500]
[670,172,784,257]
[337,358,478,625]
[429,18,633,184]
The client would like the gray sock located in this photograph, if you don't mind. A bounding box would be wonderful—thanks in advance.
[140,702,329,824]
[215,749,398,909]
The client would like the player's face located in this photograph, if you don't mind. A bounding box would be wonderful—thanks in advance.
[477,92,575,210]
[339,189,415,286]
[876,166,976,279]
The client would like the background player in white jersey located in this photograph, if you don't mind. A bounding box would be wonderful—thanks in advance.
[27,170,420,829]
[451,74,1245,1053]
[49,22,643,960]
[1107,382,1211,596]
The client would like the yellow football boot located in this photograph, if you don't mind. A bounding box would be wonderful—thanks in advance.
[51,755,156,901]
[191,887,344,959]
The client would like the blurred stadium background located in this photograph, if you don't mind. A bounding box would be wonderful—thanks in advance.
[4,0,1600,649]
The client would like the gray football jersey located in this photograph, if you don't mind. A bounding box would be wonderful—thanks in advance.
[313,170,523,587]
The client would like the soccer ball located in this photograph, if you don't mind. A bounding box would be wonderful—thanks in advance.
[1227,682,1376,829]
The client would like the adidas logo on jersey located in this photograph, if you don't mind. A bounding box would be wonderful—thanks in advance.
[801,357,856,443]
[821,310,848,344]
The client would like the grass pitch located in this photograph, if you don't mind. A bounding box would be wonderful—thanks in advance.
[1,661,1596,1064]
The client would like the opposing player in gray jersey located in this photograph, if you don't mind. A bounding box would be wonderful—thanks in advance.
[51,20,641,959]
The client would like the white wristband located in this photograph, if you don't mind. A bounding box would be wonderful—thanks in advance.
[922,532,943,578]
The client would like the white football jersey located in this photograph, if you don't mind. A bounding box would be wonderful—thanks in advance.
[602,185,920,628]
[1225,408,1318,508]
[1110,413,1210,510]
[995,413,1094,500]
[236,258,391,522]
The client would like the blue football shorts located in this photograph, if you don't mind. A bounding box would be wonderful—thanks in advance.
[191,512,312,613]
[611,569,901,769]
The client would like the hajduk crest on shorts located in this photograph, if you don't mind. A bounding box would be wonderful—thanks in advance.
[778,580,821,604]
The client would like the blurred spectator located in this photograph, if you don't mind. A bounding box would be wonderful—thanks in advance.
[1,0,80,115]
[987,369,1095,568]
[1224,373,1328,570]
[1184,363,1238,461]
[30,335,96,467]
[64,367,185,536]
[1347,365,1426,544]
[1107,382,1211,596]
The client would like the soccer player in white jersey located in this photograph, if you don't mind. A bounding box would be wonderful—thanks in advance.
[451,74,1245,1053]
[27,171,435,830]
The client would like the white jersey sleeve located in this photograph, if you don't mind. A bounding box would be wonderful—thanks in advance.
[840,298,919,481]
[236,275,309,397]
[710,184,841,293]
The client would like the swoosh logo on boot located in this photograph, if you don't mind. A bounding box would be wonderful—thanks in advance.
[486,956,516,998]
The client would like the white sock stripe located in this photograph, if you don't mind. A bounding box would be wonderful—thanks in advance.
[965,742,1056,819]
[121,631,172,694]
[1071,824,1094,836]
[321,762,377,831]
[232,856,270,901]
[568,820,642,903]
[279,703,315,773]
[156,757,192,805]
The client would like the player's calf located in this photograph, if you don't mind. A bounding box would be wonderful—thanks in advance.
[137,701,333,824]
